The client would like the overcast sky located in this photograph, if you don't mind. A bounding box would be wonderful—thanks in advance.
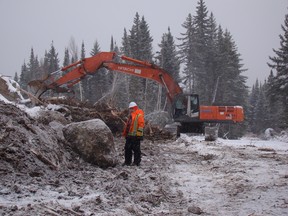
[0,0,287,87]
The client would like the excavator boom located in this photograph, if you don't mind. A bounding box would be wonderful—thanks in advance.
[28,52,117,98]
[103,61,182,101]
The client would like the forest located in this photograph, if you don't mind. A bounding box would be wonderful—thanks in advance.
[14,0,288,137]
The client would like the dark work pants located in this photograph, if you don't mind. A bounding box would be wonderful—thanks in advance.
[124,136,141,165]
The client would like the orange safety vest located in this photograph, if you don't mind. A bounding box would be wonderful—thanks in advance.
[123,108,145,137]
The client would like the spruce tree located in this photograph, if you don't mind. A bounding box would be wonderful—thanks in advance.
[19,62,29,90]
[253,83,267,134]
[216,30,248,106]
[46,41,60,75]
[267,11,288,128]
[205,13,218,104]
[123,13,155,113]
[63,48,70,67]
[14,72,19,83]
[266,71,285,130]
[178,13,197,94]
[27,48,41,80]
[247,80,260,132]
[85,40,108,103]
[106,37,128,108]
[192,0,210,104]
[156,27,181,110]
[121,28,130,56]
[77,41,86,101]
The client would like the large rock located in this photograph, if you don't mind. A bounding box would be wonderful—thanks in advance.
[145,111,171,128]
[63,119,118,168]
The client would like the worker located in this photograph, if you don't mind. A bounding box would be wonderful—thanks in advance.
[122,101,145,166]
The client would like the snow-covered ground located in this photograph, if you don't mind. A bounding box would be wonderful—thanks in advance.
[165,134,288,215]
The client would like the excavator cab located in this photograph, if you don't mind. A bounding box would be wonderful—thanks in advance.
[171,93,205,136]
[172,93,200,121]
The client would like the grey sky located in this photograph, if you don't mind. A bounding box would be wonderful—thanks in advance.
[0,0,287,87]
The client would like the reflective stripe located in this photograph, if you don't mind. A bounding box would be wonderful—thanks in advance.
[128,114,141,136]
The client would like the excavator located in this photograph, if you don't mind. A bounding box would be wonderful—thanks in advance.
[28,52,244,138]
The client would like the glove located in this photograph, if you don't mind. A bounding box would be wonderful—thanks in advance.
[136,129,143,137]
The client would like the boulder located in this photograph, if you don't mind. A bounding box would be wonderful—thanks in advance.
[145,111,171,128]
[63,119,118,168]
[205,126,218,141]
[264,128,276,140]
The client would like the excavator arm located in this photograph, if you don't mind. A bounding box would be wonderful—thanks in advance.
[28,52,117,98]
[103,60,182,102]
[28,51,182,101]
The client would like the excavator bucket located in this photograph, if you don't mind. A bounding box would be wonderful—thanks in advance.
[27,80,48,104]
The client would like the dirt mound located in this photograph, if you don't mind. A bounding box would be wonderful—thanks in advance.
[0,101,74,176]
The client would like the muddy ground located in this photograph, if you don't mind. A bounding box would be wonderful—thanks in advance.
[0,99,288,215]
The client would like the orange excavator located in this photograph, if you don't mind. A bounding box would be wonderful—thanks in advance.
[28,52,244,136]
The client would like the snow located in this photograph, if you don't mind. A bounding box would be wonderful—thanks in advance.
[1,75,24,101]
[0,93,11,103]
[165,134,288,215]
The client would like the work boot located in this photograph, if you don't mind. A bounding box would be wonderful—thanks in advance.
[132,162,140,166]
[122,162,131,166]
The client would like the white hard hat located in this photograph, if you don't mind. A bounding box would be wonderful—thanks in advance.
[129,102,137,108]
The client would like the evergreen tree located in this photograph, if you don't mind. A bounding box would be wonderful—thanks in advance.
[266,71,285,130]
[85,40,108,103]
[27,48,41,80]
[19,61,29,90]
[252,82,266,134]
[127,13,145,108]
[129,12,141,59]
[267,11,288,128]
[14,72,19,83]
[216,30,248,105]
[157,27,180,82]
[156,27,181,110]
[105,37,128,108]
[90,40,101,56]
[139,16,153,61]
[47,41,60,74]
[178,13,197,93]
[179,0,248,107]
[121,28,130,56]
[80,41,85,59]
[192,0,210,104]
[247,80,271,134]
[247,80,260,132]
[122,13,155,113]
[63,48,70,67]
[41,51,49,77]
[77,41,86,101]
[205,12,218,104]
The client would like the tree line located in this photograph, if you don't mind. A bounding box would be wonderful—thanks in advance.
[246,10,288,135]
[14,0,288,136]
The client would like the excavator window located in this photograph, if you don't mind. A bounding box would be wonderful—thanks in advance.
[190,95,199,113]
[174,96,187,117]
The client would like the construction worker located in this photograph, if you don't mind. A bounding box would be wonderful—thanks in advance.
[122,102,145,166]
